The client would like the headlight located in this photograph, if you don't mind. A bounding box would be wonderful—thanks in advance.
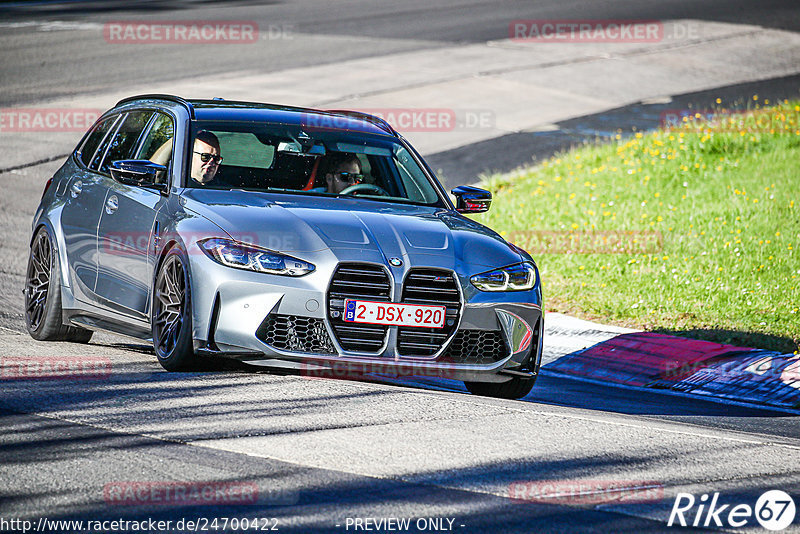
[199,238,315,276]
[470,262,538,292]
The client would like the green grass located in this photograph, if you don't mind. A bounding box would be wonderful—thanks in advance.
[473,99,800,353]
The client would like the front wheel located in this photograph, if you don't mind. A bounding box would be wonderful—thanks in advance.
[152,247,197,371]
[464,376,536,400]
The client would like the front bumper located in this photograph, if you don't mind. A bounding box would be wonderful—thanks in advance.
[188,248,543,383]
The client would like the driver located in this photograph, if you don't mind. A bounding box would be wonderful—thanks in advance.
[189,130,223,186]
[322,153,363,194]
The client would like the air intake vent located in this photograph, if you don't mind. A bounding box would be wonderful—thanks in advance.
[397,269,461,357]
[441,330,508,364]
[327,264,391,352]
[256,314,335,354]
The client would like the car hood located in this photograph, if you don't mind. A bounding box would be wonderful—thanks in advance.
[181,190,522,269]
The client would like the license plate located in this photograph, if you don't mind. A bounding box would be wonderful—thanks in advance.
[344,299,446,328]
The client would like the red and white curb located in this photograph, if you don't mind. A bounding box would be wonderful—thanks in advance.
[543,313,800,411]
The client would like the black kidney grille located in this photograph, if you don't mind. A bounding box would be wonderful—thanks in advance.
[256,314,336,354]
[441,330,508,364]
[397,269,461,357]
[327,264,391,352]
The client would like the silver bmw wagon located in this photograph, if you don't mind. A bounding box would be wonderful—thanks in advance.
[25,95,543,399]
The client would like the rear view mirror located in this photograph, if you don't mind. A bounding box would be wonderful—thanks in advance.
[451,185,492,213]
[277,141,326,156]
[109,160,168,193]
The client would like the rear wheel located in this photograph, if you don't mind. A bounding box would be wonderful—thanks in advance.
[152,247,197,371]
[464,376,536,400]
[25,227,93,342]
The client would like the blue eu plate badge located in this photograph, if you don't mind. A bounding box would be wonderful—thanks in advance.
[345,299,356,321]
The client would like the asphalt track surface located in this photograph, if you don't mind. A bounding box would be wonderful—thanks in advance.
[1,1,800,532]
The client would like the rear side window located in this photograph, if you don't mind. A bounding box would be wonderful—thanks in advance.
[99,110,154,173]
[79,116,117,167]
[89,117,121,171]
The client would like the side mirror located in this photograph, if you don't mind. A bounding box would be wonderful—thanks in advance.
[109,160,168,194]
[451,185,492,213]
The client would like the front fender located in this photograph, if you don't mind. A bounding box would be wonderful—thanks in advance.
[156,201,232,343]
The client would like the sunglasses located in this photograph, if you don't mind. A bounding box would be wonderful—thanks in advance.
[333,172,363,184]
[194,151,223,164]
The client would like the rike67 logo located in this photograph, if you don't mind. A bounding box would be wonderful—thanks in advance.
[668,490,796,531]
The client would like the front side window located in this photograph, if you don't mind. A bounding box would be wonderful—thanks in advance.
[136,112,175,183]
[99,110,154,174]
[186,121,444,207]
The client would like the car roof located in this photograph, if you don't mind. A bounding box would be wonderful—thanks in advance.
[115,94,396,137]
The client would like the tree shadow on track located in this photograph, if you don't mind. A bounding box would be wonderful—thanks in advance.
[0,406,735,533]
[430,73,800,189]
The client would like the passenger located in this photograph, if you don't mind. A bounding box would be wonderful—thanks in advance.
[312,153,363,194]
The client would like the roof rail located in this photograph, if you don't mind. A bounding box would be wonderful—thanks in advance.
[325,110,396,135]
[115,94,195,118]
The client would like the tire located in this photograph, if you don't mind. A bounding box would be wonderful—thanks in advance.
[464,376,536,400]
[25,226,93,343]
[152,246,197,371]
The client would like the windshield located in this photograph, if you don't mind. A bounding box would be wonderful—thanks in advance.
[186,121,445,207]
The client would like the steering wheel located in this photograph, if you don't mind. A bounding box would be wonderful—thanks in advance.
[340,183,390,197]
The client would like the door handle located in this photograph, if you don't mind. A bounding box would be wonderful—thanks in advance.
[105,195,119,215]
[153,220,161,253]
[70,180,82,198]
